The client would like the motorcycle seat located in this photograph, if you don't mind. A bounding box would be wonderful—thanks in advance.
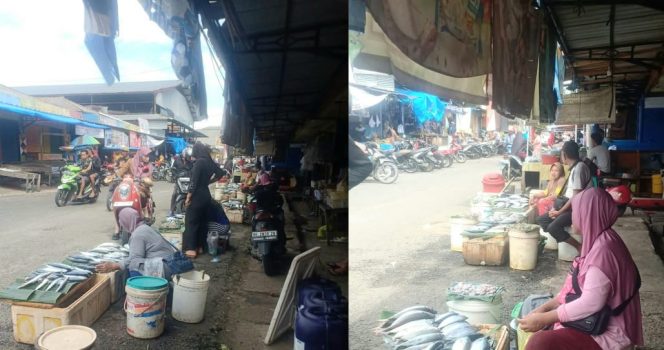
[395,150,412,157]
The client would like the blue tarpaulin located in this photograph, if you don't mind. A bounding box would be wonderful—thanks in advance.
[166,137,188,154]
[396,89,448,124]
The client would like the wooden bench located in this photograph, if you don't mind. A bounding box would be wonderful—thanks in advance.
[0,168,41,192]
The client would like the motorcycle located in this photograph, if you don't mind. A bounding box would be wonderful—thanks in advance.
[366,145,399,184]
[172,169,191,215]
[111,172,155,243]
[55,163,101,207]
[151,161,172,182]
[607,184,632,216]
[448,142,467,163]
[431,146,454,168]
[501,154,523,179]
[250,184,286,276]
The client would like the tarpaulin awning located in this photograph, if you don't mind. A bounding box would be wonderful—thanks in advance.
[83,0,120,85]
[365,0,491,78]
[556,87,616,125]
[356,12,488,106]
[397,88,448,124]
[350,86,388,111]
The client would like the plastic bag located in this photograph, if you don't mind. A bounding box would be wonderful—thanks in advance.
[143,257,165,278]
[537,196,556,216]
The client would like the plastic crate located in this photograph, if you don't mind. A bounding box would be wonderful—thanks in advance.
[11,274,111,344]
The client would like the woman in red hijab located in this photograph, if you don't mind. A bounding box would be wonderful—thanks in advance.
[520,188,643,350]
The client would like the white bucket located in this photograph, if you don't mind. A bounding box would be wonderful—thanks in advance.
[508,226,541,270]
[540,229,558,250]
[125,281,169,339]
[172,270,211,323]
[446,299,502,324]
[558,230,582,262]
[450,216,477,252]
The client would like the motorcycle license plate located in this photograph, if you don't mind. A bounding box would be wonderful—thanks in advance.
[251,230,278,241]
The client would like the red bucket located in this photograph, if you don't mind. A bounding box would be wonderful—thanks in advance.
[482,173,505,193]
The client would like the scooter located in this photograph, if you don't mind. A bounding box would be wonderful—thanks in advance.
[501,155,523,180]
[111,172,155,243]
[366,145,399,184]
[172,169,191,215]
[250,184,286,276]
[55,163,100,207]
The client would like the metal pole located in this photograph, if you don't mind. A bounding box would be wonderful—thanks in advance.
[574,125,578,143]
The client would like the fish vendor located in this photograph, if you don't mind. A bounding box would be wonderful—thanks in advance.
[96,207,175,278]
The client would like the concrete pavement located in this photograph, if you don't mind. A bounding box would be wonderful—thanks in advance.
[349,157,664,349]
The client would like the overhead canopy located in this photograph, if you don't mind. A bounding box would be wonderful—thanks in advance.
[349,86,388,111]
[541,1,664,107]
[196,0,346,144]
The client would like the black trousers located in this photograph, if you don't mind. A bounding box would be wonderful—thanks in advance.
[184,196,210,251]
[537,211,573,243]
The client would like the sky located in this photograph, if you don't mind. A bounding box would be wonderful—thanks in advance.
[0,1,225,129]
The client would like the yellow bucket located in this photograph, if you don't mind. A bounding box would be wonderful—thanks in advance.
[652,174,662,194]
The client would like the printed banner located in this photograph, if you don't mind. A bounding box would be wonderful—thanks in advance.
[129,131,141,148]
[556,87,616,125]
[75,125,105,138]
[365,0,491,78]
[104,129,128,149]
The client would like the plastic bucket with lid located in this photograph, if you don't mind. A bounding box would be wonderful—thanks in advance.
[172,270,211,323]
[482,173,505,193]
[558,230,582,261]
[450,216,477,252]
[125,276,169,339]
[446,299,502,324]
[36,325,97,350]
[508,225,541,270]
[540,229,558,250]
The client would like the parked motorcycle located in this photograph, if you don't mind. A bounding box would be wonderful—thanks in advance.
[111,173,155,243]
[431,146,453,168]
[172,169,191,215]
[501,155,523,179]
[250,184,286,276]
[448,142,467,163]
[55,163,101,207]
[365,145,399,184]
[151,161,172,182]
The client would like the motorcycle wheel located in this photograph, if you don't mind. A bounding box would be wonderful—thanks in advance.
[422,160,434,172]
[404,159,418,173]
[442,156,453,168]
[54,189,70,207]
[455,153,467,163]
[106,193,113,211]
[263,253,279,276]
[374,162,399,184]
[166,171,174,183]
[480,148,491,158]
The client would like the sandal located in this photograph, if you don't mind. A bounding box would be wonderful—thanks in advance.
[185,250,197,259]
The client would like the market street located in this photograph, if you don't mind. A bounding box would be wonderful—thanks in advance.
[349,157,664,349]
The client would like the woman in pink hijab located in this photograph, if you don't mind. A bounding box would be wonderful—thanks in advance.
[520,188,643,350]
[131,147,152,179]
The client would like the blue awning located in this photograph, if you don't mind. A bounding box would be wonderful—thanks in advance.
[396,88,448,124]
[0,102,81,125]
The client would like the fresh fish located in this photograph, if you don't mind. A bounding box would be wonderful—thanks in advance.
[97,242,121,248]
[384,319,434,335]
[395,333,445,350]
[394,326,441,343]
[441,322,477,340]
[381,311,436,332]
[470,337,490,350]
[37,266,68,274]
[46,263,73,271]
[45,277,62,292]
[380,306,438,329]
[55,276,69,292]
[438,315,468,329]
[433,311,458,325]
[80,251,103,258]
[35,277,52,291]
[68,255,92,262]
[64,270,92,277]
[451,337,472,350]
[422,342,445,350]
[18,272,51,289]
[64,275,88,282]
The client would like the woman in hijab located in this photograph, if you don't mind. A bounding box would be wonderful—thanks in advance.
[96,208,175,278]
[130,147,152,179]
[184,142,228,258]
[520,188,643,350]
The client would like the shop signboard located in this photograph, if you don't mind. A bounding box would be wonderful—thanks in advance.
[75,125,105,138]
[129,131,141,148]
[104,129,129,149]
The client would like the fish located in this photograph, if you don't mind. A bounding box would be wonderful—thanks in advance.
[97,242,121,248]
[441,323,477,340]
[46,263,74,271]
[380,306,438,329]
[18,272,51,289]
[433,311,458,325]
[64,270,92,277]
[422,342,445,350]
[35,277,52,291]
[395,333,445,350]
[384,319,434,336]
[393,326,441,343]
[45,277,63,292]
[451,337,471,350]
[381,311,436,332]
[438,315,468,329]
[37,266,68,274]
[470,337,490,350]
[64,275,88,282]
[80,251,103,258]
[55,276,69,292]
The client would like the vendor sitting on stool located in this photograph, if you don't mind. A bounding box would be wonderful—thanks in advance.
[96,207,175,279]
[530,162,566,213]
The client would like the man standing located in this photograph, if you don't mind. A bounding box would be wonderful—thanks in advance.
[588,132,611,176]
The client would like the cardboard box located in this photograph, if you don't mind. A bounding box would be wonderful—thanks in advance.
[462,235,509,266]
[11,274,111,344]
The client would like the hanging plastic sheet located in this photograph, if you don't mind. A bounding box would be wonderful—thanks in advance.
[492,0,541,118]
[83,0,120,85]
[538,23,558,124]
[365,0,491,78]
[556,87,616,125]
[350,86,388,111]
[396,89,448,124]
[166,137,188,155]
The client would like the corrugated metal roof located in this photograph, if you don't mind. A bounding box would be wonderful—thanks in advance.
[13,80,181,96]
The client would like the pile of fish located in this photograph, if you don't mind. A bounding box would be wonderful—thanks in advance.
[221,199,244,210]
[66,242,130,271]
[448,283,503,300]
[17,263,93,292]
[161,216,184,230]
[376,306,493,350]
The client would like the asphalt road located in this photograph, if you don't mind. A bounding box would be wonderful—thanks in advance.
[349,157,572,350]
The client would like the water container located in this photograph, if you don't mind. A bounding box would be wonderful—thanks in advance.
[297,278,342,310]
[482,173,505,193]
[446,299,502,324]
[302,292,348,312]
[294,306,348,350]
[508,225,541,270]
[449,216,477,252]
[171,270,211,323]
[125,276,169,339]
